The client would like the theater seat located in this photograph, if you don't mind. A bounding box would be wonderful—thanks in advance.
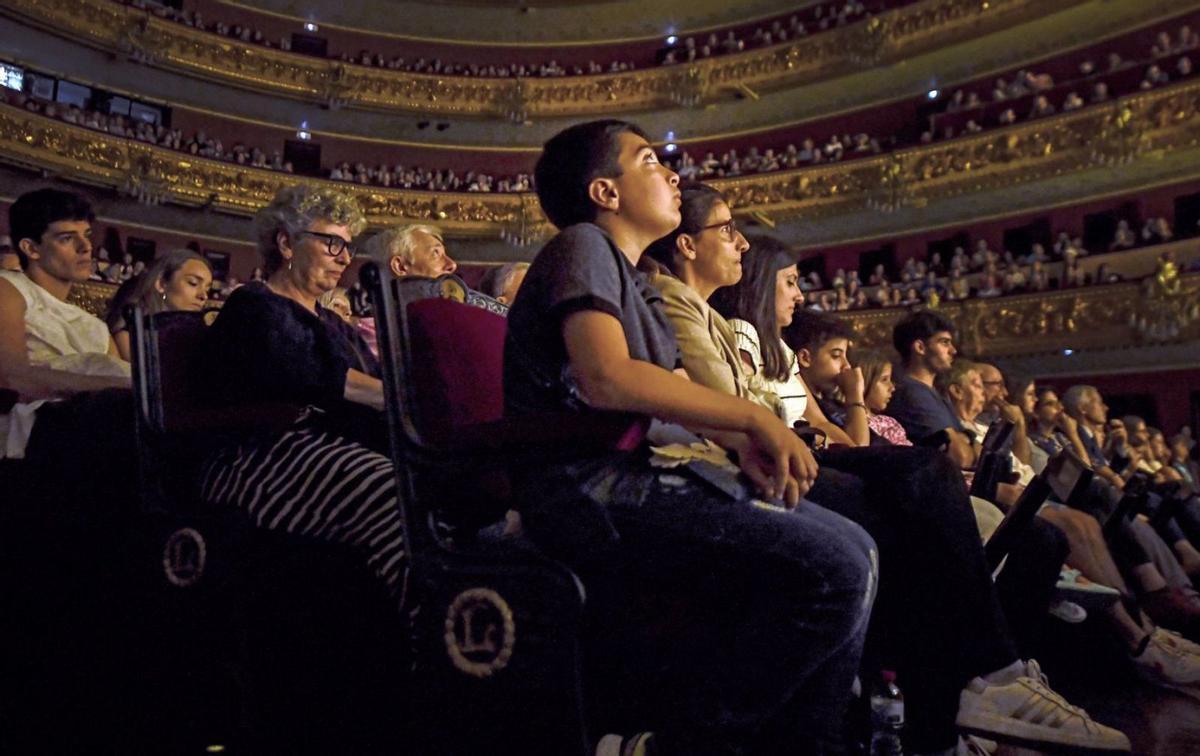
[366,267,623,755]
[0,307,414,753]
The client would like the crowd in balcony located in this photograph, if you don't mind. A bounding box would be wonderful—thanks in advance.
[3,88,539,193]
[327,161,532,193]
[802,213,1199,313]
[117,0,895,78]
[929,26,1200,138]
[669,21,1199,181]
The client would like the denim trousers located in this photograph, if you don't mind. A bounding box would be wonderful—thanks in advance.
[517,453,877,756]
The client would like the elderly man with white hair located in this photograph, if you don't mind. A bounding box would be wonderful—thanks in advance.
[362,223,506,316]
[365,223,458,279]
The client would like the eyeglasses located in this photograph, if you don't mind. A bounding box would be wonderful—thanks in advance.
[297,230,355,258]
[697,218,739,240]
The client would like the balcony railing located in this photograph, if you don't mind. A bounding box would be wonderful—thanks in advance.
[1,0,1085,117]
[6,74,1200,237]
[837,272,1200,356]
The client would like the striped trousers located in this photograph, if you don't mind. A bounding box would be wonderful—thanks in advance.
[200,426,408,606]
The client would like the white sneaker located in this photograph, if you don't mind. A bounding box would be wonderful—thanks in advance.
[1048,599,1087,624]
[957,659,1131,751]
[1133,628,1200,697]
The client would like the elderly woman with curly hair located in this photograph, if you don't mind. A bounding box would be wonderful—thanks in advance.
[197,185,406,603]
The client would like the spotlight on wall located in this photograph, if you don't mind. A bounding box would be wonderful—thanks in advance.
[927,89,940,100]
[1062,348,1075,356]
[664,143,677,153]
[666,35,678,45]
[296,130,311,140]
[303,22,318,32]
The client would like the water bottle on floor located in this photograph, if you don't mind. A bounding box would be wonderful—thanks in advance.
[869,670,904,755]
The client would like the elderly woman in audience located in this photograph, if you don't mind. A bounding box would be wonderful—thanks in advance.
[643,182,1128,754]
[104,248,213,361]
[196,185,408,606]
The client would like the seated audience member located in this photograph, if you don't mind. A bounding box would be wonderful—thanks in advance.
[886,311,980,466]
[938,362,1200,686]
[0,189,132,507]
[103,249,213,361]
[853,348,911,445]
[197,185,408,606]
[364,223,457,278]
[505,120,875,755]
[668,210,1124,751]
[783,307,1085,633]
[317,286,354,324]
[1111,220,1137,250]
[477,261,530,305]
[1173,433,1200,491]
[364,223,506,315]
[1123,416,1200,567]
[0,235,19,272]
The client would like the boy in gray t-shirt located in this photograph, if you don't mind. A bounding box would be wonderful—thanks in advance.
[504,119,876,755]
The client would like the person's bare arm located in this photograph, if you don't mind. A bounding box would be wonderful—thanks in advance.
[344,368,384,411]
[0,278,130,400]
[992,399,1033,465]
[831,366,870,447]
[112,330,132,362]
[564,310,816,505]
[946,427,979,469]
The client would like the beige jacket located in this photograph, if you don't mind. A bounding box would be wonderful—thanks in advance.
[648,267,783,417]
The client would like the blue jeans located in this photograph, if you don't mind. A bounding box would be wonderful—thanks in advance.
[517,453,877,755]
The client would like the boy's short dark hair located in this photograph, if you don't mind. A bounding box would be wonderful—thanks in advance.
[892,310,955,362]
[9,188,94,270]
[535,120,650,230]
[783,308,855,355]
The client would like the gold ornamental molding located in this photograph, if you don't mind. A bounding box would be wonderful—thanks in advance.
[0,0,1085,118]
[715,77,1200,224]
[8,74,1200,237]
[835,273,1200,358]
[8,74,1200,236]
[0,104,534,238]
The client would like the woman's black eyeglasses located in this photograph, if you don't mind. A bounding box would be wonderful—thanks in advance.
[297,230,355,258]
[697,218,738,240]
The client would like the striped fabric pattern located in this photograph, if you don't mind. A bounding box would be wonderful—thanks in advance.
[200,426,408,606]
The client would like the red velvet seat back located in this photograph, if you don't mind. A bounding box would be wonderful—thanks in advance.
[407,298,508,442]
[404,297,649,451]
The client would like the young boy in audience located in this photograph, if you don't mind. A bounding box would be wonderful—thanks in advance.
[505,120,876,755]
[0,188,132,505]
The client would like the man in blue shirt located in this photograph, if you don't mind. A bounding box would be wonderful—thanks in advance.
[887,310,978,467]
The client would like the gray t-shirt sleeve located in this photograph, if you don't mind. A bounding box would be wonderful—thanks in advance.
[540,225,624,324]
